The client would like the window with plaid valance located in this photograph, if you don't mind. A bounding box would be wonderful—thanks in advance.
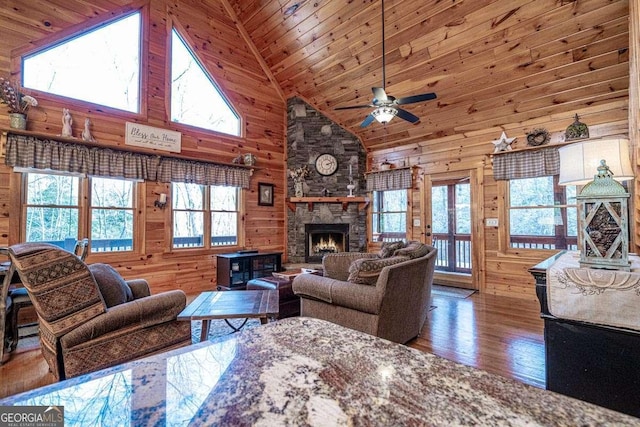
[5,134,250,188]
[366,167,413,191]
[492,147,560,180]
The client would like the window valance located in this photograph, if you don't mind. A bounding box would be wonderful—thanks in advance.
[5,134,250,188]
[492,147,560,180]
[156,157,249,187]
[366,167,412,191]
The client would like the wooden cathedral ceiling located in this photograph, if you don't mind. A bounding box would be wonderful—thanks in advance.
[229,0,629,151]
[0,0,628,152]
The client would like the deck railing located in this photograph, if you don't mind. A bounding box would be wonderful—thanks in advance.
[373,232,406,242]
[432,234,472,273]
[41,235,238,252]
[171,236,237,248]
[510,235,577,250]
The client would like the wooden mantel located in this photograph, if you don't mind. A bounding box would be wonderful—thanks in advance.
[286,196,370,212]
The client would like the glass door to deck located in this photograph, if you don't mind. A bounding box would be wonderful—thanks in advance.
[431,181,472,274]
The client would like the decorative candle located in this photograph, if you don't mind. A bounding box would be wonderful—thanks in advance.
[349,164,353,175]
[159,193,167,203]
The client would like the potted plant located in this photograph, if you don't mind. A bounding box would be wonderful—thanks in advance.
[0,77,38,130]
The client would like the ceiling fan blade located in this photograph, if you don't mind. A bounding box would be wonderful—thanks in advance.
[396,108,420,124]
[360,114,375,128]
[335,104,374,110]
[395,92,437,105]
[372,87,388,103]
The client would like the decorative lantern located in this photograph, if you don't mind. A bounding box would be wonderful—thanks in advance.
[576,160,630,270]
[565,114,589,141]
[558,138,635,271]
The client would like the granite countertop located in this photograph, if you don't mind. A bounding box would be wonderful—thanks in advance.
[1,317,637,426]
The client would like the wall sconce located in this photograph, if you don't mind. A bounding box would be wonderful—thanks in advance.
[154,193,168,209]
[558,138,634,270]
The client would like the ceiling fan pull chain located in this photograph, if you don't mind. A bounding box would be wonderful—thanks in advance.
[381,0,386,90]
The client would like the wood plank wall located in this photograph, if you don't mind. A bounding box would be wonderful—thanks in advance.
[0,0,635,302]
[0,0,286,295]
[365,0,632,300]
[221,0,633,301]
[371,106,630,300]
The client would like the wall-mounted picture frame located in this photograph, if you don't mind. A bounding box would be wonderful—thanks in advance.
[258,183,274,206]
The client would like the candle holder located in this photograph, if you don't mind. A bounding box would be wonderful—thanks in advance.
[347,183,355,197]
[347,165,356,197]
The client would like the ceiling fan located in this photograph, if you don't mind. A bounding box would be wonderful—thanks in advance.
[335,0,436,127]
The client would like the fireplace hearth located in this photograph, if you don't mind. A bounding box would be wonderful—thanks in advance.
[305,223,350,263]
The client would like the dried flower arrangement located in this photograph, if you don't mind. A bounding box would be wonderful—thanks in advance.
[0,77,37,114]
[288,165,311,183]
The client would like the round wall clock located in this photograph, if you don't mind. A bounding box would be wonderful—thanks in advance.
[315,153,338,176]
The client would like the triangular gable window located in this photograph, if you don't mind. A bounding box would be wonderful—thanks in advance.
[170,28,241,136]
[22,12,141,113]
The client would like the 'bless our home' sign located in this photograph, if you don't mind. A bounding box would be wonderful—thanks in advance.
[125,122,182,153]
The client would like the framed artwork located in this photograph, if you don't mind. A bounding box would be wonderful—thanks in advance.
[258,183,274,206]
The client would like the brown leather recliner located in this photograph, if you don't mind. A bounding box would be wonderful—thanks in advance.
[8,242,192,380]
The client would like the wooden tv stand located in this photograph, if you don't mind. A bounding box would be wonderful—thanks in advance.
[216,251,282,290]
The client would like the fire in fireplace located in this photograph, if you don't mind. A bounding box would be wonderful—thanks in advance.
[305,223,349,263]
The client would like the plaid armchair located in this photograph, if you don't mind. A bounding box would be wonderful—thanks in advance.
[8,242,192,380]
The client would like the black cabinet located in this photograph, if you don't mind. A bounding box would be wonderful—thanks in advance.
[216,252,282,290]
[529,254,640,418]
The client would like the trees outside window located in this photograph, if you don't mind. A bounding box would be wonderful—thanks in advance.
[509,176,577,249]
[24,172,137,252]
[170,29,241,136]
[90,178,135,251]
[371,190,407,242]
[22,12,141,113]
[25,173,79,245]
[172,183,240,249]
[210,186,239,245]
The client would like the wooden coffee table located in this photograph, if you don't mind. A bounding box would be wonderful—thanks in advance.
[178,290,279,342]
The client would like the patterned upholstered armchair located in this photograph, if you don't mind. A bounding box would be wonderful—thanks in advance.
[8,242,192,380]
[293,241,437,344]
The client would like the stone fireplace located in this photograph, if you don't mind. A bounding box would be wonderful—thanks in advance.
[305,223,350,263]
[287,202,365,264]
[286,97,367,264]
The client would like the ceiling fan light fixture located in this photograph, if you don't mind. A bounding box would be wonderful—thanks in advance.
[332,0,436,127]
[372,107,397,124]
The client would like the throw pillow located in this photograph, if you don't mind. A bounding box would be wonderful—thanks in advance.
[89,263,134,308]
[378,240,406,258]
[348,255,410,285]
[394,241,431,259]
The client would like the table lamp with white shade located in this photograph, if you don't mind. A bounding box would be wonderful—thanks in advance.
[558,138,635,270]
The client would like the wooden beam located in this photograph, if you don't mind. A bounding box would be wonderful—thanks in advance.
[630,0,640,253]
[219,0,286,103]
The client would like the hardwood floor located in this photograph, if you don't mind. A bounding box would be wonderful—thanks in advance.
[409,291,545,389]
[0,290,545,399]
